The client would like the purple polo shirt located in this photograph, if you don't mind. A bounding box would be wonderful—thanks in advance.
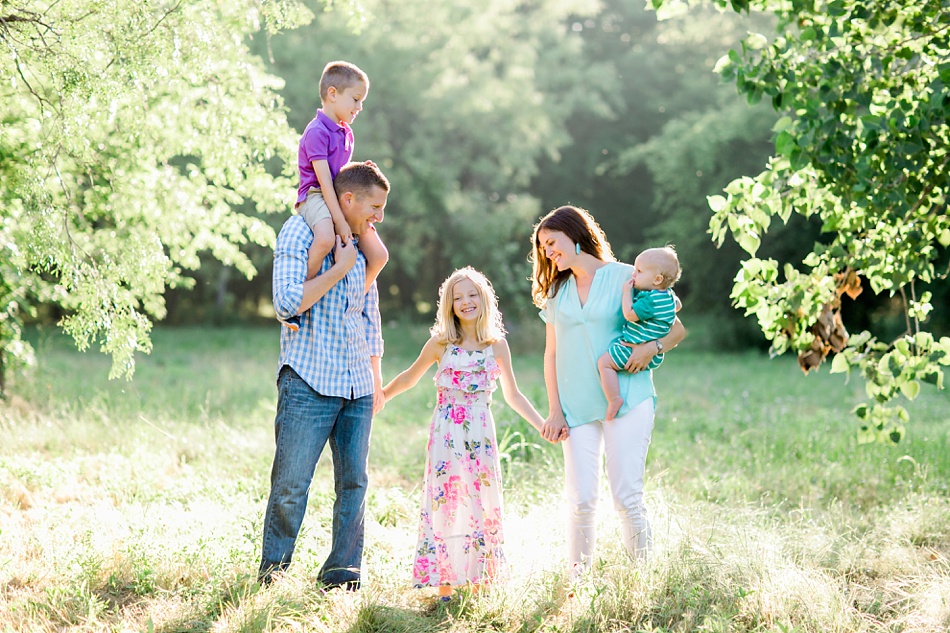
[296,110,354,205]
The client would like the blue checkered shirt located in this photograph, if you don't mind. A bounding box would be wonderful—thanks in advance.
[272,216,384,398]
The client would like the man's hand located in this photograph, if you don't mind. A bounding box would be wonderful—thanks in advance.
[373,389,386,415]
[334,218,352,245]
[333,235,357,274]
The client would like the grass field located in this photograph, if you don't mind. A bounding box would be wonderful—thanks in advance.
[1,325,948,632]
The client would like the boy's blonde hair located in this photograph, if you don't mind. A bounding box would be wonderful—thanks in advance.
[642,246,682,289]
[431,267,506,346]
[319,61,369,101]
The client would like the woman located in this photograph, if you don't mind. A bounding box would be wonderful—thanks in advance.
[530,205,686,576]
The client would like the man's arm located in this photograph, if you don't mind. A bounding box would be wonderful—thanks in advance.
[273,225,356,320]
[362,278,385,413]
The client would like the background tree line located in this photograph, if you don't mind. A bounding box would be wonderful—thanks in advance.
[4,0,947,401]
[165,0,792,344]
[164,0,947,347]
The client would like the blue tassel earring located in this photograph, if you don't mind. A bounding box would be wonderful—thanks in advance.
[575,242,581,255]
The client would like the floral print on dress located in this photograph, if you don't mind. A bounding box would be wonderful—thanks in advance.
[412,344,506,588]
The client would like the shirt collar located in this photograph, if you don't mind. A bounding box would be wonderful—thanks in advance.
[316,109,350,135]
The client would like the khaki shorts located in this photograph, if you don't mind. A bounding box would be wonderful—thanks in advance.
[296,188,331,228]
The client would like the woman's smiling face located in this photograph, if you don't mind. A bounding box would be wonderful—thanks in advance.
[538,228,575,271]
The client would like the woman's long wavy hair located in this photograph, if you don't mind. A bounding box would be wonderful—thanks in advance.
[530,205,614,308]
[431,267,506,346]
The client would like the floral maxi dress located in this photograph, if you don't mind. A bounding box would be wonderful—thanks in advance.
[413,344,506,587]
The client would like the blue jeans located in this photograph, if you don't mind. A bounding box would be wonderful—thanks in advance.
[259,366,373,587]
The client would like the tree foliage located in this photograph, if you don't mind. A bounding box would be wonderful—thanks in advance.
[655,0,950,440]
[258,0,608,319]
[0,0,314,390]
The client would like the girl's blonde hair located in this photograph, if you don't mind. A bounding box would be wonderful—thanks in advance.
[530,205,615,308]
[431,267,506,345]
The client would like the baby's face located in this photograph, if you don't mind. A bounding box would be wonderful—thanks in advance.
[631,254,661,291]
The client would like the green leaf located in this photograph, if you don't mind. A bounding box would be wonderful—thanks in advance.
[899,380,920,400]
[737,230,761,255]
[775,131,796,158]
[830,352,850,374]
[707,195,727,213]
[772,116,793,133]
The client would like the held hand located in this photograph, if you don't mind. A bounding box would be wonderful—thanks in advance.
[621,340,657,373]
[334,219,352,245]
[334,235,358,273]
[540,413,568,443]
[372,389,386,415]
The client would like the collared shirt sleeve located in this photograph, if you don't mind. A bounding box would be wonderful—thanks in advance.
[539,295,556,324]
[301,122,331,163]
[272,219,309,320]
[362,281,384,358]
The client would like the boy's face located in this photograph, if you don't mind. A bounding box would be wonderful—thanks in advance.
[326,82,368,125]
[632,253,663,291]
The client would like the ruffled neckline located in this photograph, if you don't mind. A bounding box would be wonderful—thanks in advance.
[434,343,500,393]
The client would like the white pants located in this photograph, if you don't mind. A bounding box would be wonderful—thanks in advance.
[562,397,654,569]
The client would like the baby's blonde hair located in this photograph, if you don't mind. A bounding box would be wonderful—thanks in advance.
[431,267,506,346]
[642,246,682,289]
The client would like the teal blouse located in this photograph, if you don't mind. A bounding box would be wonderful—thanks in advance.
[540,261,655,428]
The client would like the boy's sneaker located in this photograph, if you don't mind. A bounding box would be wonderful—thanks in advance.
[280,315,301,332]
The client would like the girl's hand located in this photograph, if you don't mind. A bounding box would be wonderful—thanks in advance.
[540,413,568,443]
[373,389,386,415]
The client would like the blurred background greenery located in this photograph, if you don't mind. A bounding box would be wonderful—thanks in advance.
[153,0,946,350]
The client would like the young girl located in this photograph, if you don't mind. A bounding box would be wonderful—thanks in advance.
[383,267,546,599]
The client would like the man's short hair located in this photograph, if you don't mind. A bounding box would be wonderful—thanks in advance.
[319,61,369,101]
[335,161,390,198]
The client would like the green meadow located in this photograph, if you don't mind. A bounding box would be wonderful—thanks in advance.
[1,325,948,632]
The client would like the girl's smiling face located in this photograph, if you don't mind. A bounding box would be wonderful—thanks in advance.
[452,278,481,323]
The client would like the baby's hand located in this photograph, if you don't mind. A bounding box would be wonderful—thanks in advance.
[623,278,635,292]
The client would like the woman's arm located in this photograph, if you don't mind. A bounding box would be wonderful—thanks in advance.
[623,317,687,373]
[493,339,545,432]
[382,336,444,400]
[540,322,569,442]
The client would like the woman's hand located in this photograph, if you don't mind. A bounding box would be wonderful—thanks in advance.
[540,412,569,443]
[621,340,658,373]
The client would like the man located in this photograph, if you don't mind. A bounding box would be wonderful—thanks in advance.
[259,160,389,590]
